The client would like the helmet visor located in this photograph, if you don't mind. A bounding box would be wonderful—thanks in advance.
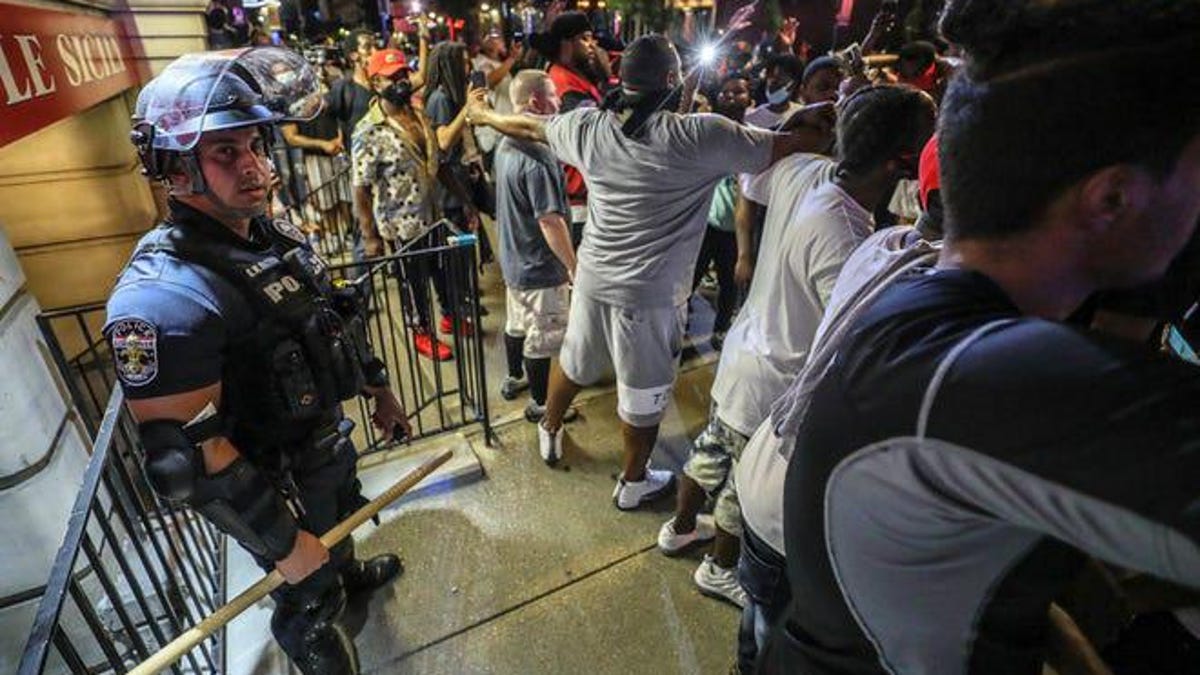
[134,47,323,152]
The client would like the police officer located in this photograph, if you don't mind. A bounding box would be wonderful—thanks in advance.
[106,48,410,673]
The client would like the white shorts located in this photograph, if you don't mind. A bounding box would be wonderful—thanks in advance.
[505,285,570,359]
[558,292,687,427]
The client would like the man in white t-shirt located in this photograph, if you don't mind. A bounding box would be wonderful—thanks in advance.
[471,33,521,160]
[743,54,805,131]
[468,35,834,509]
[723,85,936,670]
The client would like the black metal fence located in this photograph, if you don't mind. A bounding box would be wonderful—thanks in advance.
[20,164,493,673]
[16,386,227,675]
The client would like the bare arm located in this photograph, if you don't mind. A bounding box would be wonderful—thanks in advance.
[280,122,337,154]
[486,46,523,89]
[435,88,487,152]
[435,102,473,152]
[769,126,835,165]
[538,212,577,281]
[354,184,384,256]
[468,107,548,144]
[734,191,765,288]
[410,28,431,91]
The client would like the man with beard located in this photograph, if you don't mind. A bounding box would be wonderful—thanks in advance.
[352,49,482,360]
[107,48,408,673]
[530,11,612,247]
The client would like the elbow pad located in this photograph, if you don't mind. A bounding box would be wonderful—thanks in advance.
[138,419,298,561]
[192,457,299,562]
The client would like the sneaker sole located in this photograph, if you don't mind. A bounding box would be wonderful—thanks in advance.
[658,532,716,557]
[613,474,676,512]
[695,584,746,609]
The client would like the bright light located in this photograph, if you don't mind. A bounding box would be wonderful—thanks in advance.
[481,2,490,9]
[437,15,445,23]
[698,43,719,67]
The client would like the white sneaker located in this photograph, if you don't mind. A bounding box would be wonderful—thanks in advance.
[500,375,528,400]
[694,555,747,608]
[657,515,716,555]
[612,468,675,511]
[538,422,564,466]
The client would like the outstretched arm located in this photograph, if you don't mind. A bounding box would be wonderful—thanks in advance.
[468,106,548,144]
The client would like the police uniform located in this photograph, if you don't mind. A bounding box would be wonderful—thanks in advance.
[110,47,400,674]
[106,198,395,671]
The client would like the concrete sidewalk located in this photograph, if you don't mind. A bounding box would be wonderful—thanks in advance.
[348,364,741,674]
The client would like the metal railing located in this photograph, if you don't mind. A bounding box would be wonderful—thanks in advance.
[17,386,227,675]
[20,167,493,672]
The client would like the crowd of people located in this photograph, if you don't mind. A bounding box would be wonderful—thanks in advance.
[120,0,1200,672]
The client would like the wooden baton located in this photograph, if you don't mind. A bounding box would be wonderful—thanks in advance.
[128,449,453,675]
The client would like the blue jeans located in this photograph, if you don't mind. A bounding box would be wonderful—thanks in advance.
[737,524,791,673]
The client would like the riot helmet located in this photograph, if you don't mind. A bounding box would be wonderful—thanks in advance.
[131,47,322,194]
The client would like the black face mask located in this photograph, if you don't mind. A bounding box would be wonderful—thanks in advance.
[380,79,413,107]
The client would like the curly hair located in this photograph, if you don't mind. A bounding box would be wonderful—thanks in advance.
[937,0,1200,240]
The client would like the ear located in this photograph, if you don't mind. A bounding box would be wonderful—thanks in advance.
[1075,165,1153,234]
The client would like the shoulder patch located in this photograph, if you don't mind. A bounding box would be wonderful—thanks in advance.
[111,318,159,387]
[271,218,309,246]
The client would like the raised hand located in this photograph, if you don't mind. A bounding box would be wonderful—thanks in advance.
[780,17,799,46]
[727,1,759,34]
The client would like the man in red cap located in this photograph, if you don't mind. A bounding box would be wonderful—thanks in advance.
[351,49,483,360]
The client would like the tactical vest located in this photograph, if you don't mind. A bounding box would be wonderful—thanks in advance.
[138,215,371,455]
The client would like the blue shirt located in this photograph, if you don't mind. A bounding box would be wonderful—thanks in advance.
[104,202,269,399]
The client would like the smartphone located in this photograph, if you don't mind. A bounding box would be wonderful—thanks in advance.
[469,70,487,89]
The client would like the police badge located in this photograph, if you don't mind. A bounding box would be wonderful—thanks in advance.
[111,318,159,386]
[271,218,309,245]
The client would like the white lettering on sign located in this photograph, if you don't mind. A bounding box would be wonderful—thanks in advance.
[14,34,54,96]
[263,276,303,303]
[0,31,123,105]
[0,3,142,148]
[0,34,35,104]
[57,33,125,86]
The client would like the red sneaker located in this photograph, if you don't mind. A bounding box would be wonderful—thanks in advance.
[439,314,475,337]
[413,331,453,360]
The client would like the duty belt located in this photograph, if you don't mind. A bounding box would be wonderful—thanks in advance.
[275,415,356,518]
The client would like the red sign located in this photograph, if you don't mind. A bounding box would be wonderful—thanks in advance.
[0,2,142,148]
